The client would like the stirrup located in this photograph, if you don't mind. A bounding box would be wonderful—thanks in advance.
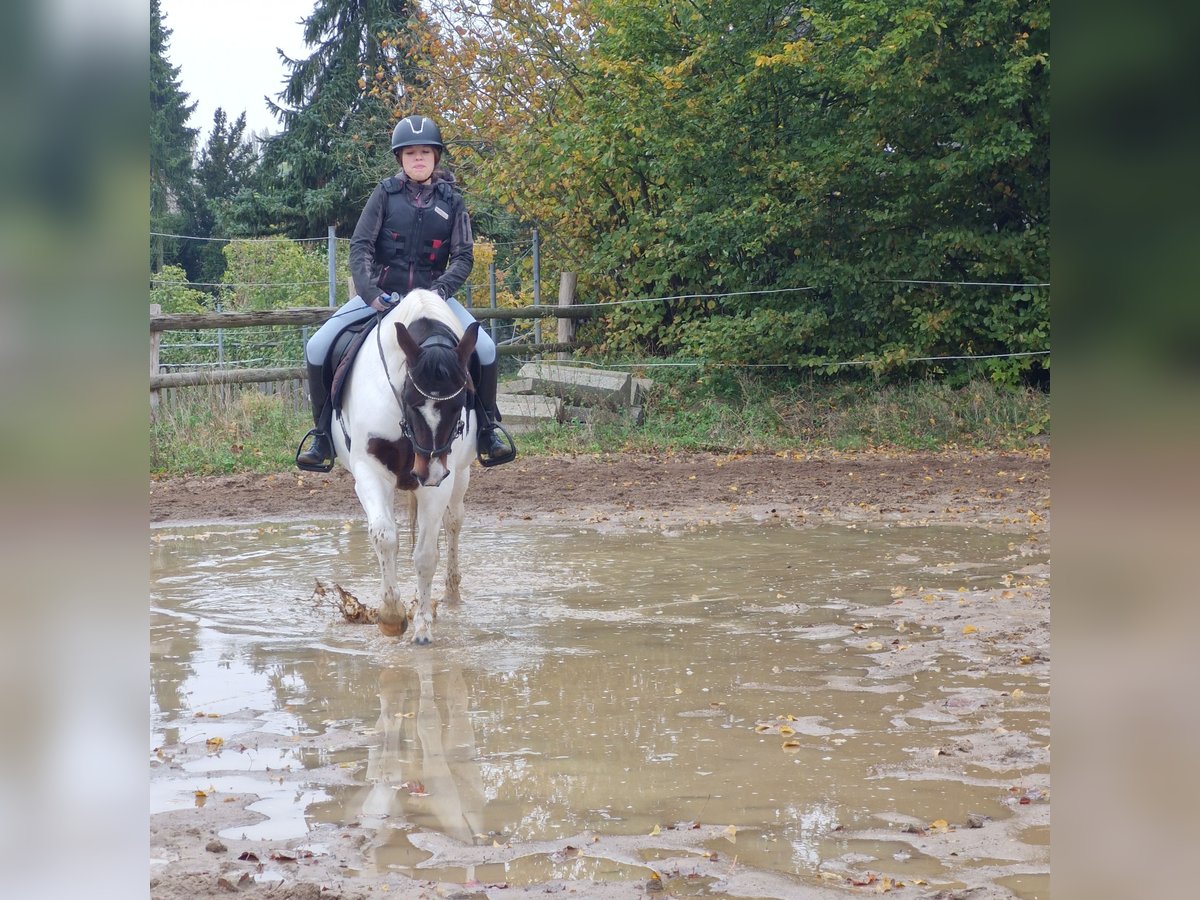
[295,429,335,473]
[477,423,517,468]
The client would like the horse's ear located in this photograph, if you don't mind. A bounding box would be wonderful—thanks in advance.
[457,321,480,368]
[394,322,421,367]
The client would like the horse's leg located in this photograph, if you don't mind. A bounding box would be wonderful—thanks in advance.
[442,466,472,604]
[353,469,407,637]
[410,486,452,645]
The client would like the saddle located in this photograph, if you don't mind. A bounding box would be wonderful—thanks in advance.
[324,315,485,435]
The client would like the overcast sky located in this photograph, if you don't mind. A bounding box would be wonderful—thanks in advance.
[160,0,314,143]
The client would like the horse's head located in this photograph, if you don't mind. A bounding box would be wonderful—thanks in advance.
[393,320,479,486]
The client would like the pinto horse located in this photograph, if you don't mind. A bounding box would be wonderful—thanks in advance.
[332,289,480,644]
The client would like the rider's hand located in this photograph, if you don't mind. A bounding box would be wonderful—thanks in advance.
[369,293,398,313]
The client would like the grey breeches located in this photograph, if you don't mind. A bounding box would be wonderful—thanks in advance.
[304,295,496,367]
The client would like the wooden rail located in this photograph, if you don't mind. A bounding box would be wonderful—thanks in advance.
[149,342,579,390]
[150,303,596,332]
[150,276,588,409]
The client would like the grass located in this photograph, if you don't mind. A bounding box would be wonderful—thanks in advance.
[150,370,1049,477]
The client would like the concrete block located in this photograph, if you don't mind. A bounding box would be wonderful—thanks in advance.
[496,393,563,424]
[630,376,653,406]
[498,377,536,395]
[515,363,630,406]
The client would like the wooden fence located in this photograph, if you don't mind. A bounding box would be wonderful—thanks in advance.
[150,274,591,416]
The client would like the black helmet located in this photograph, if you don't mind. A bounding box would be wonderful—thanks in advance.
[390,115,445,153]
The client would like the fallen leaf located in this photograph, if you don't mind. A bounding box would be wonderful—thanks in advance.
[962,624,978,635]
[648,824,661,836]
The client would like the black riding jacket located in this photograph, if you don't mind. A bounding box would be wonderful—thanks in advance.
[349,170,474,302]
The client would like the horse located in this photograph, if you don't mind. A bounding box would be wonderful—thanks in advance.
[331,288,480,644]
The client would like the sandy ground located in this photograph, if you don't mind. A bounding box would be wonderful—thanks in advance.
[150,449,1050,899]
[150,448,1050,533]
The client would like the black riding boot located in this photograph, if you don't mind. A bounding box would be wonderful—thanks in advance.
[295,362,335,472]
[475,361,517,466]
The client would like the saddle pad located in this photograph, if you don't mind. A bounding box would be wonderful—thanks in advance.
[330,319,377,410]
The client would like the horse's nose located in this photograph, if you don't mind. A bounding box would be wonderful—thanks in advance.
[414,455,450,487]
[426,456,451,487]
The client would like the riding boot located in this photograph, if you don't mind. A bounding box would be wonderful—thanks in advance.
[295,362,336,472]
[475,361,517,466]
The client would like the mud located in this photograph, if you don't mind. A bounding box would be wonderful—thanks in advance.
[150,449,1050,532]
[150,450,1050,899]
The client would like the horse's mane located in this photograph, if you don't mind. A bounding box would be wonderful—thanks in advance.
[390,289,463,338]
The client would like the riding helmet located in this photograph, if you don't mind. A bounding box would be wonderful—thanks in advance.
[391,115,445,153]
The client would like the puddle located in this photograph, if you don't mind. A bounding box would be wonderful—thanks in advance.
[151,519,1049,894]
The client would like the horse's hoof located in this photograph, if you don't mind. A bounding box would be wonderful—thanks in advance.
[412,634,432,646]
[378,619,407,638]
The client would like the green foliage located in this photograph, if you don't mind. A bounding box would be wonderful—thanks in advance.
[220,239,338,310]
[152,389,311,475]
[447,0,1049,380]
[150,265,209,314]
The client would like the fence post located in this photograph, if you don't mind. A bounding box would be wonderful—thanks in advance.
[557,272,577,362]
[150,304,161,420]
[327,226,337,307]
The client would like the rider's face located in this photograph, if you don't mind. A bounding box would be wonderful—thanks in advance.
[400,145,437,183]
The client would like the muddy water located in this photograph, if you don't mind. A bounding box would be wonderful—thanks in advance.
[151,520,1049,896]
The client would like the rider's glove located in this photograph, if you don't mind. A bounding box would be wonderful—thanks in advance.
[369,292,399,313]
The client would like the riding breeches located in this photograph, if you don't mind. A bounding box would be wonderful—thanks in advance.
[304,295,496,367]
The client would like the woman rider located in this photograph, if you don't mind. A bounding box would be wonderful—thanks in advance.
[295,114,515,471]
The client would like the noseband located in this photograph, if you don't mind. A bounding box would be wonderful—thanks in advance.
[377,327,468,458]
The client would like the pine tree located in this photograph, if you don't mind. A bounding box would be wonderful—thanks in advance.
[149,0,198,271]
[235,0,415,237]
[181,109,260,285]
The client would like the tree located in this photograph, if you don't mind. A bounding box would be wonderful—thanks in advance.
[231,0,417,237]
[150,0,198,270]
[407,0,1049,381]
[180,109,260,286]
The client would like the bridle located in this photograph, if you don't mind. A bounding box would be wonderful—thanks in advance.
[376,326,468,458]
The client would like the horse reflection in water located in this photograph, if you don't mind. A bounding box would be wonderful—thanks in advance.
[357,657,487,871]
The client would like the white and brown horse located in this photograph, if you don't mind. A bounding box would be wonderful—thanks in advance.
[332,289,480,643]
